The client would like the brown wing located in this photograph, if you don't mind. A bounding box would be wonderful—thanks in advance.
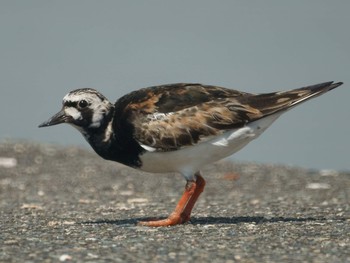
[115,82,342,152]
[114,83,258,151]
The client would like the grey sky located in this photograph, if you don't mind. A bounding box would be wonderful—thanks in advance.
[1,1,349,171]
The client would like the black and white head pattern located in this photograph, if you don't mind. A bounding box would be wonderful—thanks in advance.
[62,88,113,129]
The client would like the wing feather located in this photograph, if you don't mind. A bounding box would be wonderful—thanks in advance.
[113,82,342,152]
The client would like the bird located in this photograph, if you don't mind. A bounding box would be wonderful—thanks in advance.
[39,81,343,227]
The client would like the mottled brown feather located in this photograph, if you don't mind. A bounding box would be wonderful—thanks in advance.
[114,82,342,152]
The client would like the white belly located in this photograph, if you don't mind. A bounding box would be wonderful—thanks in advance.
[139,113,282,180]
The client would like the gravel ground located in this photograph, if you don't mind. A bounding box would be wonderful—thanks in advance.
[0,141,349,263]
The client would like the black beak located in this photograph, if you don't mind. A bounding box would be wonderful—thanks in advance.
[38,109,70,128]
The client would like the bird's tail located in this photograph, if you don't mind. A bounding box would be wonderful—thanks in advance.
[246,81,343,116]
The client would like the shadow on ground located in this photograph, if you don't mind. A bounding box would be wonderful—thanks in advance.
[81,215,348,226]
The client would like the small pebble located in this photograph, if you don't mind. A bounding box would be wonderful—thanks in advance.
[127,198,148,203]
[21,204,43,210]
[320,169,338,177]
[0,157,17,168]
[306,183,331,190]
[59,254,72,261]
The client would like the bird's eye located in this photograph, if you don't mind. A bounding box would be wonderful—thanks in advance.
[78,100,88,108]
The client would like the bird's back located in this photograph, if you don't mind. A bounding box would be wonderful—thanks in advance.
[113,81,343,153]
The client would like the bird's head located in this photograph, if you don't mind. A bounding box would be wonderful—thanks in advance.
[39,88,114,131]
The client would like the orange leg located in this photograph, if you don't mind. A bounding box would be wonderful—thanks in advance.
[180,173,206,222]
[138,173,206,227]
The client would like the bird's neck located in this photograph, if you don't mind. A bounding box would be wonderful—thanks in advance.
[81,111,144,168]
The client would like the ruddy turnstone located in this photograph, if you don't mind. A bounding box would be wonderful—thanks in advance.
[39,81,343,227]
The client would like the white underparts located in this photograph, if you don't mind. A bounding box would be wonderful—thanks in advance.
[139,112,283,181]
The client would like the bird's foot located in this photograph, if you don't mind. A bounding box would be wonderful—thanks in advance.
[137,212,190,227]
[137,174,205,227]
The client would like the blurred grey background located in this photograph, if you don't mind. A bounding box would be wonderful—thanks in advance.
[1,1,349,171]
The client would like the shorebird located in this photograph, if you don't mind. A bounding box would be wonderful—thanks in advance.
[39,81,343,226]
